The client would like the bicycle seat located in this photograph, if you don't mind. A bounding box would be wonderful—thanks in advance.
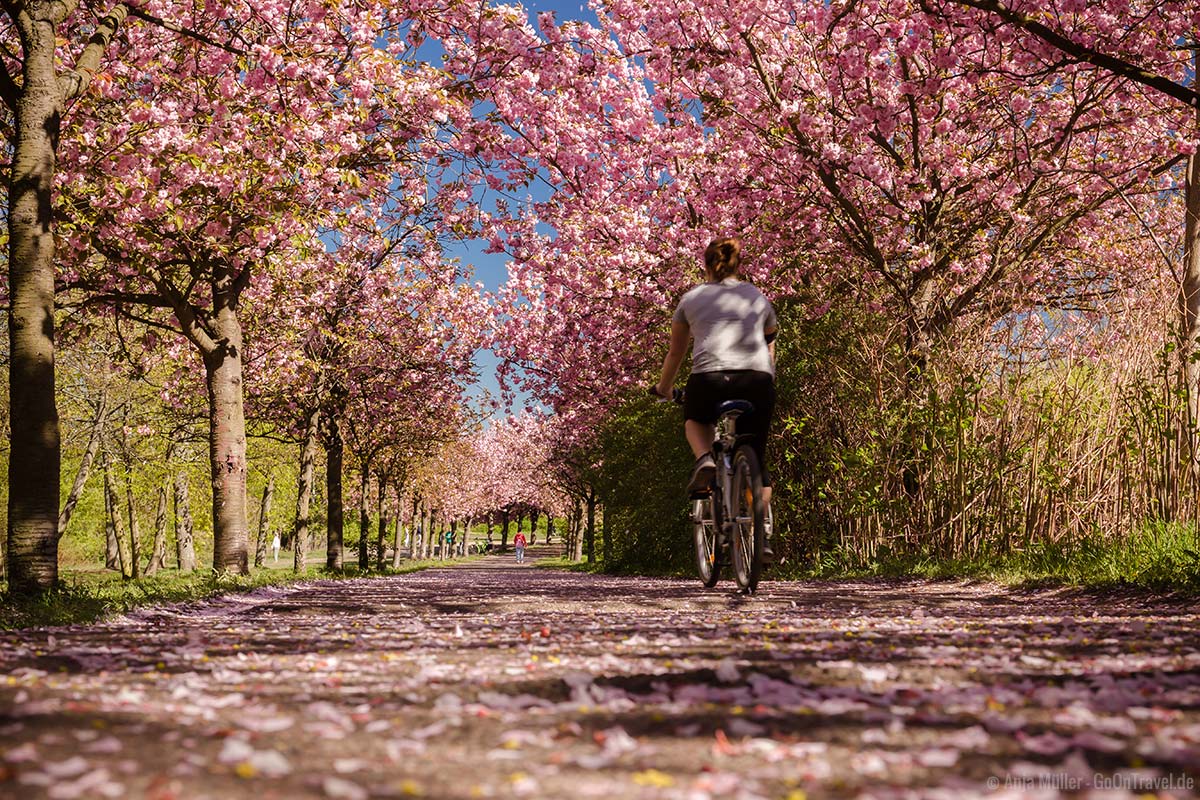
[717,399,755,418]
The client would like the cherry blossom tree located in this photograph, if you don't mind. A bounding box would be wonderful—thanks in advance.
[56,1,465,574]
[2,2,137,592]
[419,0,1188,435]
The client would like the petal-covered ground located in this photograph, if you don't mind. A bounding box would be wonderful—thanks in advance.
[1,547,1198,799]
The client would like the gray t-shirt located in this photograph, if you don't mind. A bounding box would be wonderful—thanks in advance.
[673,279,777,375]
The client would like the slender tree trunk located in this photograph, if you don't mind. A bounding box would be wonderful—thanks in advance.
[1177,63,1200,488]
[325,417,344,570]
[376,479,389,570]
[500,510,510,551]
[254,475,275,568]
[601,502,610,564]
[585,492,596,565]
[293,405,320,573]
[145,484,168,576]
[358,466,371,570]
[572,499,584,562]
[6,15,64,595]
[104,458,129,578]
[545,514,553,545]
[58,392,108,541]
[391,489,406,568]
[124,467,141,579]
[103,464,120,572]
[427,506,436,563]
[174,473,196,572]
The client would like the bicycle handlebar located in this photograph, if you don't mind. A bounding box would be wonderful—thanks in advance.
[648,385,685,405]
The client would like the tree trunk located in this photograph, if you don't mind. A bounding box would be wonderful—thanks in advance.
[391,489,406,568]
[145,484,168,576]
[325,417,344,570]
[601,502,610,564]
[500,510,510,552]
[1178,63,1200,491]
[103,463,120,573]
[174,473,197,573]
[427,510,436,561]
[104,458,129,578]
[358,466,371,570]
[124,467,141,579]
[58,392,108,541]
[293,405,320,573]
[545,514,553,545]
[201,294,250,576]
[585,492,596,565]
[376,479,389,570]
[6,14,64,595]
[254,474,275,568]
[572,499,584,562]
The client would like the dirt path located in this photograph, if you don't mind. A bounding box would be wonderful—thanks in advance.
[2,547,1198,799]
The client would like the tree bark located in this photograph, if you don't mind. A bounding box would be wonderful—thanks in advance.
[601,502,610,564]
[58,392,108,541]
[391,489,407,568]
[376,478,389,570]
[202,292,250,575]
[6,12,64,594]
[358,466,371,570]
[145,484,168,576]
[325,417,345,570]
[103,462,120,573]
[5,5,131,594]
[572,499,584,562]
[427,503,436,561]
[124,467,141,579]
[174,473,197,573]
[1177,54,1200,476]
[585,491,596,565]
[293,405,320,573]
[104,458,129,578]
[500,509,510,552]
[254,474,275,568]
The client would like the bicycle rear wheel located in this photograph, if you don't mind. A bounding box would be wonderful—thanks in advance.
[729,446,766,593]
[692,495,720,588]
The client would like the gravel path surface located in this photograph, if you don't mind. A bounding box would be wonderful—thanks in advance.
[2,546,1199,799]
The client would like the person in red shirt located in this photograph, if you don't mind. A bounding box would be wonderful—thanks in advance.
[513,529,527,563]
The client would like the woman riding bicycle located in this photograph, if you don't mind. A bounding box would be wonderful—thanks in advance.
[654,236,777,501]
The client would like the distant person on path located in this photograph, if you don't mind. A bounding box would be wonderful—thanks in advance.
[653,236,777,549]
[513,529,527,563]
[272,531,281,562]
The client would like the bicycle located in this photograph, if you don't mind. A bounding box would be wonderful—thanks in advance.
[652,387,769,593]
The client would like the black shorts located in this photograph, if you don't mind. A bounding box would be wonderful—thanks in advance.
[684,370,775,486]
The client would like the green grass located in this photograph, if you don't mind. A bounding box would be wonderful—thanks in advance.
[539,524,1200,595]
[0,555,474,630]
[786,522,1200,593]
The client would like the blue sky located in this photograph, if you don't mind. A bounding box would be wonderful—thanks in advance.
[451,0,602,416]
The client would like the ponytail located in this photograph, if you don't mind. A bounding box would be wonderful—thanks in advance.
[704,236,742,280]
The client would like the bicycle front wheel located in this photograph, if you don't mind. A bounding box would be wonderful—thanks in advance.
[729,446,766,593]
[692,495,720,588]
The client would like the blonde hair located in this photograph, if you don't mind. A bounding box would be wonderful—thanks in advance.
[704,236,742,280]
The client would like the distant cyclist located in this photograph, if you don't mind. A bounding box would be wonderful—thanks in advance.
[653,236,778,502]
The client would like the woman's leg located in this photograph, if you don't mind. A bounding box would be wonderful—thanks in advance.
[685,420,715,458]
